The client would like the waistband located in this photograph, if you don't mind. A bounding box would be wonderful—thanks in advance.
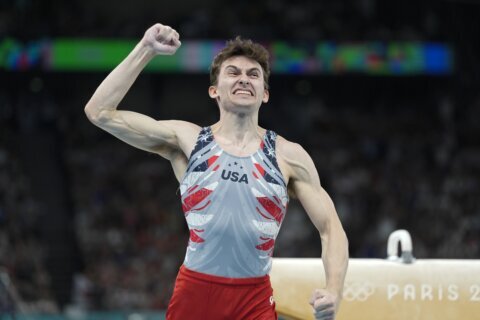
[179,265,270,286]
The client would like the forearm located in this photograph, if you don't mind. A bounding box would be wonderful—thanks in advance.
[85,42,155,120]
[321,224,349,297]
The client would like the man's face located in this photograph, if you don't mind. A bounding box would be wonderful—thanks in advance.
[209,56,269,111]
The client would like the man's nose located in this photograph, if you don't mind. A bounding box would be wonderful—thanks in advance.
[239,78,250,85]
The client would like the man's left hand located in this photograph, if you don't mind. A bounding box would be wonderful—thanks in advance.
[309,288,339,320]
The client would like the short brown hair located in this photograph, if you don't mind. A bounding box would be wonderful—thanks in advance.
[210,37,271,90]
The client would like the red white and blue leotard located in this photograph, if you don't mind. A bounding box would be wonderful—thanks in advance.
[179,126,289,278]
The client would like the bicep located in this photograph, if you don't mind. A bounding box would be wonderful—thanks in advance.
[293,180,338,233]
[287,146,338,233]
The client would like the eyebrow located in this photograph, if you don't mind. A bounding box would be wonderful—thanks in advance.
[224,65,261,73]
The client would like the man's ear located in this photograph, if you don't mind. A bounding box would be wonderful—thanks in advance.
[262,89,270,103]
[208,86,218,99]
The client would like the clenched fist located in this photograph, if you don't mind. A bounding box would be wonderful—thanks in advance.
[309,288,339,320]
[141,23,181,55]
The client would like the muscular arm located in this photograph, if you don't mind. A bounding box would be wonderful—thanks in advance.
[279,139,348,316]
[84,24,200,179]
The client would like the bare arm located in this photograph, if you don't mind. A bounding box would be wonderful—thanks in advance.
[84,24,200,172]
[279,140,348,319]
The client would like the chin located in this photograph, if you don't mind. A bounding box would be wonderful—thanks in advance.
[235,97,262,106]
[224,102,259,113]
[235,99,261,108]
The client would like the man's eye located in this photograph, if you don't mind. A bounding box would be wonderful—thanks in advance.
[250,73,259,78]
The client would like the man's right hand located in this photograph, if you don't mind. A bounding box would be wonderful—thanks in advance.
[141,23,181,55]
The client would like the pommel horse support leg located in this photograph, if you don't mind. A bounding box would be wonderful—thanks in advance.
[270,229,480,320]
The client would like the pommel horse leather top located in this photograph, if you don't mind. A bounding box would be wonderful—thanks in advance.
[270,230,480,320]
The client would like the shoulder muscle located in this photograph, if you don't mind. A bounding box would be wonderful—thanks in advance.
[276,136,321,188]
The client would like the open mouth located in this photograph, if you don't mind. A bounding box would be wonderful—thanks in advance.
[233,89,254,96]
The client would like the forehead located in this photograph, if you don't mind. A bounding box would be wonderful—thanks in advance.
[220,55,263,72]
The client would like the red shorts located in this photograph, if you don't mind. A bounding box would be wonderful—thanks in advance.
[166,265,278,320]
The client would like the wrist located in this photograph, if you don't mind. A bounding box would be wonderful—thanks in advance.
[325,285,342,299]
[136,41,157,62]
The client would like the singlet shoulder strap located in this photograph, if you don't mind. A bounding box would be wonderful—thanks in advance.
[264,130,277,150]
[189,126,214,159]
[262,130,278,156]
[261,130,282,172]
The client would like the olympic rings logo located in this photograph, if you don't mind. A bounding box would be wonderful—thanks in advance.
[343,282,375,301]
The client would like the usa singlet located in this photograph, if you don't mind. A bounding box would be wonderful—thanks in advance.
[179,126,289,278]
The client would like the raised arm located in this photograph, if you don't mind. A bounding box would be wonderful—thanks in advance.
[279,140,349,320]
[84,24,200,179]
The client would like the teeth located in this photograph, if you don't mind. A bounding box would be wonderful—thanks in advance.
[235,90,252,96]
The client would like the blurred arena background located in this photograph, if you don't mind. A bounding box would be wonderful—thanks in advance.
[1,0,479,318]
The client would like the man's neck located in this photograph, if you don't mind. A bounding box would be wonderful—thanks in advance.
[212,108,262,147]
